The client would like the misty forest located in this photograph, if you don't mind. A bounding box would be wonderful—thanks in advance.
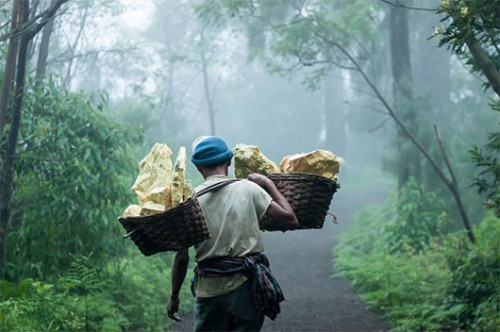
[0,0,498,331]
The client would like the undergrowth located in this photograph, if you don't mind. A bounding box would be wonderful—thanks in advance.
[334,185,500,332]
[0,248,195,332]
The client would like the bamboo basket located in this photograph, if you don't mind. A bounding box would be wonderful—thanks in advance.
[118,180,239,256]
[118,196,209,256]
[259,173,340,231]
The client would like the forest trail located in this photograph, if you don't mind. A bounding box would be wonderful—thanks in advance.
[170,184,392,332]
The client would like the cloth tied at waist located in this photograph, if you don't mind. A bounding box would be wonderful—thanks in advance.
[195,253,284,320]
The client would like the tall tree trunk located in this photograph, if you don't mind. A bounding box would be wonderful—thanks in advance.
[456,20,500,97]
[413,5,452,195]
[390,2,419,188]
[414,5,451,125]
[200,28,216,136]
[64,5,89,89]
[0,0,22,140]
[0,0,30,276]
[25,0,40,62]
[35,0,57,87]
[161,46,179,135]
[323,66,346,157]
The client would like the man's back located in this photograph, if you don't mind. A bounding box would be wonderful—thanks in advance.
[194,174,272,262]
[193,174,272,298]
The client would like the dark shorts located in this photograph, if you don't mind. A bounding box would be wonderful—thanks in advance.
[194,281,265,331]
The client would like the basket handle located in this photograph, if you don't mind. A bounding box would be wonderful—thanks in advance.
[327,212,339,224]
[195,179,241,197]
[123,228,139,239]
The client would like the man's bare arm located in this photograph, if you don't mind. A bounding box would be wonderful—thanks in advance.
[167,249,189,321]
[248,173,299,229]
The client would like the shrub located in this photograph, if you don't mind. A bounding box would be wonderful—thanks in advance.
[334,194,500,331]
[105,248,196,331]
[383,178,451,253]
[6,79,139,280]
[335,197,450,331]
[0,256,129,332]
[443,213,500,331]
[0,250,195,331]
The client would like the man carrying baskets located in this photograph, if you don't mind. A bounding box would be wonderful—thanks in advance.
[167,136,298,331]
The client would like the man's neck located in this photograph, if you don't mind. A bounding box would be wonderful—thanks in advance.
[201,166,228,179]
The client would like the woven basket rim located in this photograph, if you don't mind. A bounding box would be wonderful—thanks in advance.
[118,195,198,224]
[266,172,339,187]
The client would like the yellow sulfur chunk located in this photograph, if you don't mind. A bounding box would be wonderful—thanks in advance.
[280,149,340,180]
[140,201,168,215]
[184,181,192,199]
[233,143,280,178]
[131,143,173,213]
[171,146,192,208]
[122,204,141,217]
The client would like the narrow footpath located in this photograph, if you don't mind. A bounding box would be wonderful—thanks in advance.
[171,185,392,332]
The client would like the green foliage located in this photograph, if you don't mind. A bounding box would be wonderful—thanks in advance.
[383,178,450,252]
[443,213,500,330]
[335,194,500,331]
[268,0,380,91]
[0,250,195,332]
[0,72,197,331]
[197,0,380,90]
[469,100,500,216]
[105,248,195,331]
[196,0,256,27]
[0,257,129,332]
[435,0,500,218]
[436,0,500,220]
[334,198,450,331]
[436,0,500,92]
[4,76,139,280]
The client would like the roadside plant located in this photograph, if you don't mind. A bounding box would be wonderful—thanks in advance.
[469,101,500,216]
[382,178,450,253]
[335,193,500,331]
[5,76,137,280]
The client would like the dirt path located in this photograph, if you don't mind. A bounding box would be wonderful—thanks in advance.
[171,185,391,332]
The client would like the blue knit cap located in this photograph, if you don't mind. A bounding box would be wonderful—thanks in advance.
[191,136,233,166]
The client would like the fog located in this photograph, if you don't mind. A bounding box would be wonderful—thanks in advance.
[0,2,497,329]
[58,0,497,194]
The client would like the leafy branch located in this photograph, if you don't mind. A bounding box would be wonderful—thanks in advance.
[0,0,68,42]
[291,13,477,243]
